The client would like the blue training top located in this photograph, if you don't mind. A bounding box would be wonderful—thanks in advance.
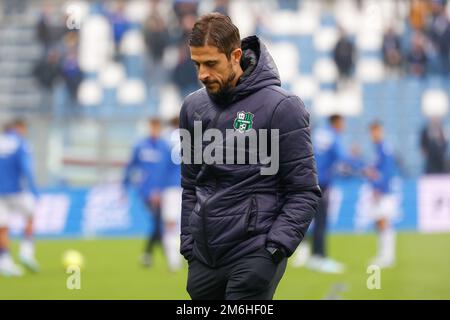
[122,136,170,199]
[313,125,348,187]
[370,141,397,194]
[0,130,38,197]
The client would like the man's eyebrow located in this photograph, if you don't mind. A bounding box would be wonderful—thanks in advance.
[191,59,218,65]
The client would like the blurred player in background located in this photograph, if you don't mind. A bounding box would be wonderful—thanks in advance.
[364,121,399,269]
[293,114,348,274]
[0,119,39,276]
[420,117,448,174]
[161,117,183,272]
[123,118,169,268]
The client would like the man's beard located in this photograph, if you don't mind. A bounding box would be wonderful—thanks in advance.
[203,70,236,105]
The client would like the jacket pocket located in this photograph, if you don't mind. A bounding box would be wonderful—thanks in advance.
[245,194,258,234]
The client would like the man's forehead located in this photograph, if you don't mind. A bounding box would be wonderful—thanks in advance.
[190,45,224,61]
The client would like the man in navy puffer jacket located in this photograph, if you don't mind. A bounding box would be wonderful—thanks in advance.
[180,13,321,300]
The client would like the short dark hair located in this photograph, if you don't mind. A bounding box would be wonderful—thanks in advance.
[12,118,27,128]
[148,117,161,126]
[328,114,343,125]
[189,12,241,59]
[169,116,179,128]
[369,120,382,130]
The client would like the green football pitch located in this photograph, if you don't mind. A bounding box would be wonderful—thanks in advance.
[1,233,449,300]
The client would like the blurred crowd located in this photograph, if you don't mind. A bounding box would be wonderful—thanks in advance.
[405,0,450,76]
[332,0,450,79]
[3,0,449,175]
[29,0,450,107]
[32,0,233,107]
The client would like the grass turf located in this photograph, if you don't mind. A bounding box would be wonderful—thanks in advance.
[1,232,449,300]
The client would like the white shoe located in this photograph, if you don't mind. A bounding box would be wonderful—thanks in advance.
[291,243,311,268]
[305,255,323,270]
[369,256,395,269]
[167,265,182,273]
[19,254,39,273]
[0,255,24,277]
[140,253,152,268]
[306,256,345,274]
[319,258,345,274]
[19,241,39,272]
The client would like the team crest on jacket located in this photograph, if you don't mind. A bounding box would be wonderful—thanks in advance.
[233,111,254,133]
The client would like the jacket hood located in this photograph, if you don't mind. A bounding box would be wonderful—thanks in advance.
[210,36,281,106]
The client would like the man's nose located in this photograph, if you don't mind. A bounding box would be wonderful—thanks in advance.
[198,65,209,82]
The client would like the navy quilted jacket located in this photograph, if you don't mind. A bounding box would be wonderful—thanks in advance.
[180,35,321,267]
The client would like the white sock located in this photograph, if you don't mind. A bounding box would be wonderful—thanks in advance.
[0,251,13,267]
[20,239,35,259]
[163,231,182,271]
[378,228,396,262]
[0,250,10,262]
[292,241,311,267]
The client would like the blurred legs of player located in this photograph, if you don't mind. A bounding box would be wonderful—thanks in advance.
[369,193,397,269]
[161,187,183,272]
[0,226,24,277]
[141,198,163,268]
[19,214,39,272]
[0,193,39,276]
[308,186,345,274]
[0,196,23,276]
[163,221,182,272]
[292,187,345,273]
[291,240,311,268]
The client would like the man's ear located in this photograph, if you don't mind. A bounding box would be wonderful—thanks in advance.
[231,48,243,65]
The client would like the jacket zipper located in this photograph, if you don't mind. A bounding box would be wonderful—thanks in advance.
[199,108,224,266]
[246,194,258,233]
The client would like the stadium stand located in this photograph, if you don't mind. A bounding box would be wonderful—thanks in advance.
[0,0,449,185]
